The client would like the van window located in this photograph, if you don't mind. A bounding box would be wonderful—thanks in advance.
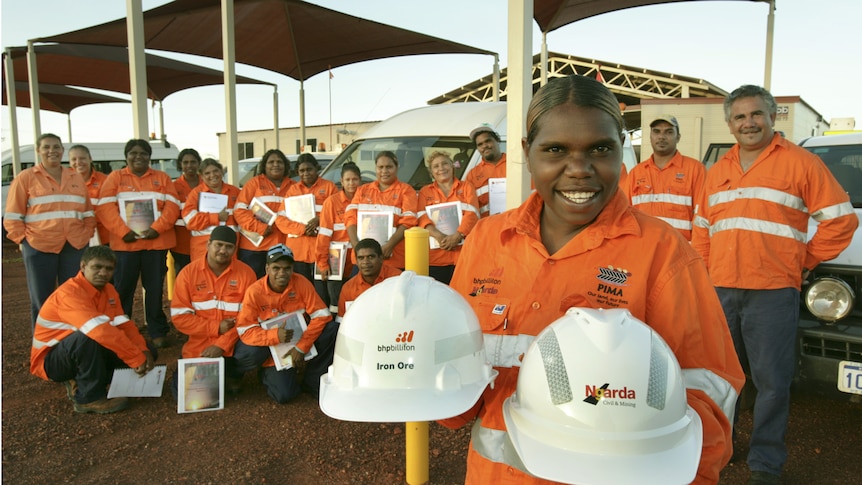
[804,144,862,208]
[321,136,504,191]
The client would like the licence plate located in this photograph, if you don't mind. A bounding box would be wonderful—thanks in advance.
[837,361,862,395]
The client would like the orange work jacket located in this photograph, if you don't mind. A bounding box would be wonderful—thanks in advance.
[233,174,292,252]
[84,170,110,244]
[276,177,338,263]
[417,179,480,267]
[170,256,257,358]
[464,153,507,218]
[316,190,355,274]
[31,272,148,379]
[345,180,418,269]
[183,183,241,261]
[173,174,204,255]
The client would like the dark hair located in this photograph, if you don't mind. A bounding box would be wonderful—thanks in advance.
[200,158,223,173]
[341,162,361,178]
[525,75,625,145]
[177,148,202,164]
[36,133,62,147]
[124,139,153,157]
[257,149,288,175]
[354,238,383,257]
[723,84,777,122]
[81,245,117,265]
[296,153,320,170]
[69,144,91,157]
[375,150,398,167]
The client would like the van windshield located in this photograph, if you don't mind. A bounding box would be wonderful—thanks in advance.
[320,136,488,190]
[804,144,862,208]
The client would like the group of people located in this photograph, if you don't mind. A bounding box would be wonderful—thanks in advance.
[8,75,856,485]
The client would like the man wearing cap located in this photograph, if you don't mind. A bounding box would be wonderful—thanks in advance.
[170,226,257,394]
[625,115,705,241]
[233,244,336,403]
[465,125,507,218]
[336,238,402,323]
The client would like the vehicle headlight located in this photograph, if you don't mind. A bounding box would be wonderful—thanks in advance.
[804,277,855,322]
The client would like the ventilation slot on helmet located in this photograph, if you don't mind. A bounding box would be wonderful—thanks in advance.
[647,331,668,410]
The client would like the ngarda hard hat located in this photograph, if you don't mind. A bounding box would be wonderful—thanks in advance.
[319,271,497,422]
[502,307,702,485]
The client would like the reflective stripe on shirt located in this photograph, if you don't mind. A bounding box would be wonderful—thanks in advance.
[631,193,693,207]
[483,333,535,368]
[710,216,807,243]
[708,186,807,213]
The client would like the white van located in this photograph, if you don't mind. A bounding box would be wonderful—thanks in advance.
[317,101,638,191]
[2,141,181,216]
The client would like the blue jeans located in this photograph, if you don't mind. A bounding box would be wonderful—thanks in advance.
[232,320,338,403]
[238,249,266,279]
[22,240,85,329]
[114,250,170,339]
[43,331,158,404]
[717,287,798,476]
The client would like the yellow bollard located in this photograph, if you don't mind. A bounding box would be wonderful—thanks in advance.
[404,227,430,485]
[166,251,176,301]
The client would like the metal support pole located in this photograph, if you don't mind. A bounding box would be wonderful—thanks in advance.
[404,227,430,485]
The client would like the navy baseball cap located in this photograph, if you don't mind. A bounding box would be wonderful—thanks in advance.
[266,244,294,264]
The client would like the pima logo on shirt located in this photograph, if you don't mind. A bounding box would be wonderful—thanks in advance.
[595,266,631,286]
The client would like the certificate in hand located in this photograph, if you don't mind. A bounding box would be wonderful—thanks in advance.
[248,197,277,226]
[107,364,167,398]
[488,178,507,216]
[284,193,316,223]
[314,241,347,281]
[357,211,393,246]
[259,310,318,371]
[426,201,462,250]
[199,192,228,213]
[118,194,160,237]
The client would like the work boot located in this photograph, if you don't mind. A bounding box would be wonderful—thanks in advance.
[62,380,78,402]
[152,336,171,349]
[73,397,129,414]
[226,377,243,395]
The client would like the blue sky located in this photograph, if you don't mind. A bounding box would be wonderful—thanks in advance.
[2,0,860,158]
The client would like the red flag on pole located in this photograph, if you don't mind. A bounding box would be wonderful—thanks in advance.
[329,65,334,79]
[596,65,604,83]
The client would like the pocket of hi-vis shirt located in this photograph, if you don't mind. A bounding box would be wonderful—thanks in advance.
[472,296,533,368]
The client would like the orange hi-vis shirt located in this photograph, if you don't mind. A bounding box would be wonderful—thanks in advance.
[336,265,402,322]
[692,134,858,290]
[316,190,355,273]
[276,177,338,263]
[417,179,480,267]
[183,183,241,261]
[345,180,418,269]
[31,272,149,380]
[440,191,744,485]
[84,170,110,245]
[464,153,507,218]
[234,174,293,252]
[235,273,332,367]
[172,175,204,256]
[96,167,180,251]
[170,256,257,358]
[4,165,96,253]
[625,150,705,241]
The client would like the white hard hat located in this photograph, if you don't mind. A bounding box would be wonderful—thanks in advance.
[319,271,497,422]
[502,307,703,485]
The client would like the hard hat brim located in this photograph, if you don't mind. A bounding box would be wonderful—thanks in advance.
[503,397,704,485]
[319,372,495,422]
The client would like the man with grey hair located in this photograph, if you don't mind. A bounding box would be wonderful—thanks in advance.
[692,85,857,485]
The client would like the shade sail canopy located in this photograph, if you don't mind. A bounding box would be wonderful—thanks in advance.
[37,0,494,82]
[534,0,765,33]
[5,43,272,101]
[2,80,129,114]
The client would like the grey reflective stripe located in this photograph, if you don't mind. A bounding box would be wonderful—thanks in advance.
[647,332,668,410]
[35,316,75,331]
[479,204,490,215]
[235,324,257,336]
[536,329,572,405]
[79,315,111,334]
[128,190,181,207]
[435,328,483,364]
[333,331,364,364]
[315,204,323,212]
[329,304,338,313]
[236,202,249,210]
[462,203,480,218]
[346,202,358,211]
[469,419,529,473]
[333,223,346,231]
[416,210,426,218]
[310,308,331,319]
[191,300,242,312]
[175,218,186,227]
[31,336,61,350]
[29,194,87,205]
[89,197,100,206]
[82,210,95,218]
[183,210,199,224]
[318,227,334,237]
[5,211,24,221]
[170,307,195,317]
[256,195,283,204]
[112,315,130,326]
[24,211,88,223]
[357,204,402,216]
[656,216,693,231]
[483,333,535,368]
[710,217,807,243]
[475,185,490,197]
[811,201,854,221]
[694,215,710,229]
[708,187,807,213]
[631,193,692,207]
[682,368,739,424]
[402,210,416,218]
[334,314,344,323]
[98,196,118,205]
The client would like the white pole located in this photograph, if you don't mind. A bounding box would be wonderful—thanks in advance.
[506,0,532,210]
[222,0,239,184]
[26,41,41,148]
[5,49,22,175]
[126,0,149,139]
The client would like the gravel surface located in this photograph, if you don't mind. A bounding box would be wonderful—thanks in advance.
[2,243,860,484]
